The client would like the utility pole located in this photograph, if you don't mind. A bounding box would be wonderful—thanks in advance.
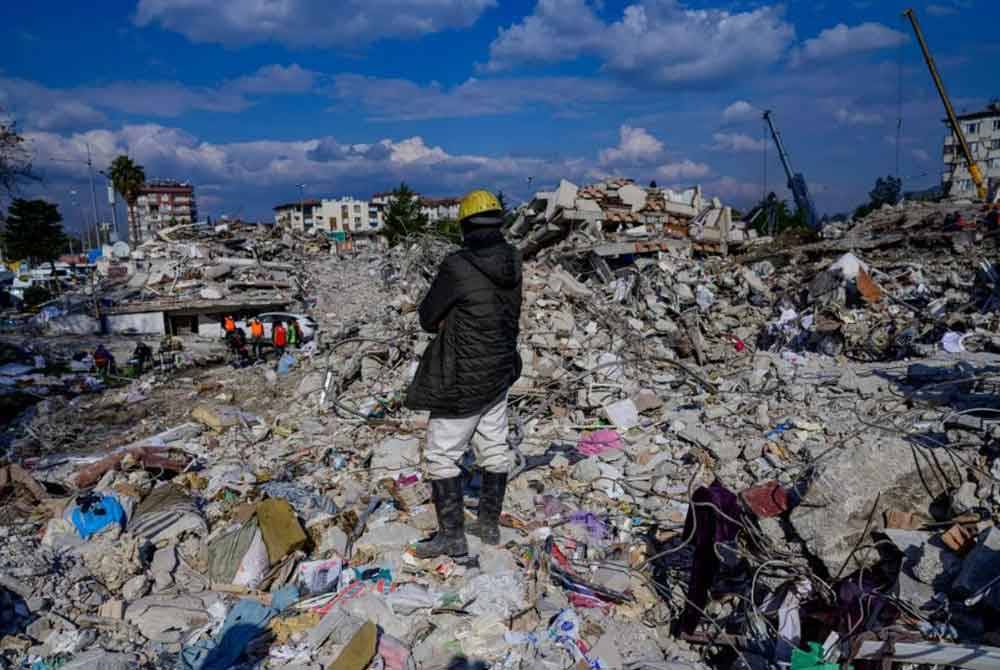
[86,143,102,246]
[100,169,120,240]
[297,183,306,230]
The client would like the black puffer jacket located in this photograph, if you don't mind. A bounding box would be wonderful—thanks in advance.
[405,239,523,418]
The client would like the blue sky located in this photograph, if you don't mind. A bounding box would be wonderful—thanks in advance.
[2,0,998,235]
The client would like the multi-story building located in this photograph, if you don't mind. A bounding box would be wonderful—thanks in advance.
[943,101,1000,199]
[419,197,461,223]
[273,197,384,234]
[273,199,322,231]
[130,180,197,243]
[369,192,462,223]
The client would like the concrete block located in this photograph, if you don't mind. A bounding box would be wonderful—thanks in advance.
[954,527,1000,596]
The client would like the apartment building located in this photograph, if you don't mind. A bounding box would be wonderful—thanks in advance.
[273,197,384,234]
[419,197,460,223]
[369,192,461,223]
[943,101,1000,198]
[273,199,322,231]
[130,180,197,243]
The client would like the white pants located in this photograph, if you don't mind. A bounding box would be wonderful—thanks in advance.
[424,395,510,480]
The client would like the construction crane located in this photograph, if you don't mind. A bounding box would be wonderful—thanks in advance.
[904,8,988,202]
[762,110,820,231]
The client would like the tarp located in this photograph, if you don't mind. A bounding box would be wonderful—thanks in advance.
[87,249,103,263]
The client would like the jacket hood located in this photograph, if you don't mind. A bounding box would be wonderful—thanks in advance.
[462,242,522,289]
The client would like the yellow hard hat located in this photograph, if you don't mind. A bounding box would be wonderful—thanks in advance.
[458,189,502,223]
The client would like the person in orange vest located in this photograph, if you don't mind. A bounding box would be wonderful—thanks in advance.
[223,314,236,335]
[248,317,265,360]
[272,321,288,358]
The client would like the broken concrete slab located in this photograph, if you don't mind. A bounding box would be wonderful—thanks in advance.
[789,434,940,576]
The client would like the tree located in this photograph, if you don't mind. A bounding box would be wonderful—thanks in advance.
[0,113,34,199]
[1,199,68,270]
[870,175,902,208]
[748,193,808,237]
[108,155,145,243]
[853,175,902,220]
[382,182,428,246]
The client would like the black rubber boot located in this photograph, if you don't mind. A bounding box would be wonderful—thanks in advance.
[412,476,468,559]
[471,470,507,545]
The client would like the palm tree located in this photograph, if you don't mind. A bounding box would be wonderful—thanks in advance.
[108,155,145,244]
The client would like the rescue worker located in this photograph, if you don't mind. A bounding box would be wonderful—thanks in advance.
[272,321,288,358]
[287,319,300,348]
[223,314,236,335]
[249,317,265,360]
[132,341,153,375]
[93,344,116,377]
[229,327,251,367]
[404,189,522,558]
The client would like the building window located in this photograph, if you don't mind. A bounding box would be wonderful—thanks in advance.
[992,139,1000,150]
[992,158,1000,169]
[353,204,361,212]
[943,145,954,155]
[966,122,981,134]
[354,217,361,225]
[994,120,1000,132]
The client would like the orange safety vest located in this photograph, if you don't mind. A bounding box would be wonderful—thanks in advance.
[250,320,264,338]
[224,316,236,332]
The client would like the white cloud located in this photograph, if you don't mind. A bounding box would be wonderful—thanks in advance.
[330,74,624,120]
[23,123,579,218]
[834,107,883,126]
[0,66,319,131]
[722,100,760,123]
[912,148,931,161]
[656,159,710,180]
[710,132,766,152]
[926,3,958,15]
[484,0,795,85]
[707,176,763,203]
[233,64,316,94]
[794,23,907,64]
[134,0,496,48]
[599,125,664,165]
[926,1,971,16]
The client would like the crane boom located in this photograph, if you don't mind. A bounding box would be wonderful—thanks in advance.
[762,110,819,231]
[904,8,987,201]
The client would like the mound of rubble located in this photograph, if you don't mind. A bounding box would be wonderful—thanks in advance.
[3,196,1000,670]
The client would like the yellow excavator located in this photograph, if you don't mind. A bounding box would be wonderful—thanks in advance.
[904,8,993,203]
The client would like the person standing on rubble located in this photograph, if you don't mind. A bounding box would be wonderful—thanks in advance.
[223,314,236,335]
[273,321,288,359]
[405,189,522,559]
[249,317,265,360]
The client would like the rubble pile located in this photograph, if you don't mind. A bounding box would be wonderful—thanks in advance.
[105,221,310,311]
[3,197,1000,670]
[509,177,760,259]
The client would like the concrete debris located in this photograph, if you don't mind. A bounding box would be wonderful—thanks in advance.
[4,196,1000,670]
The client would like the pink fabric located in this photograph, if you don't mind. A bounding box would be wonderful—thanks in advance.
[577,429,623,456]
